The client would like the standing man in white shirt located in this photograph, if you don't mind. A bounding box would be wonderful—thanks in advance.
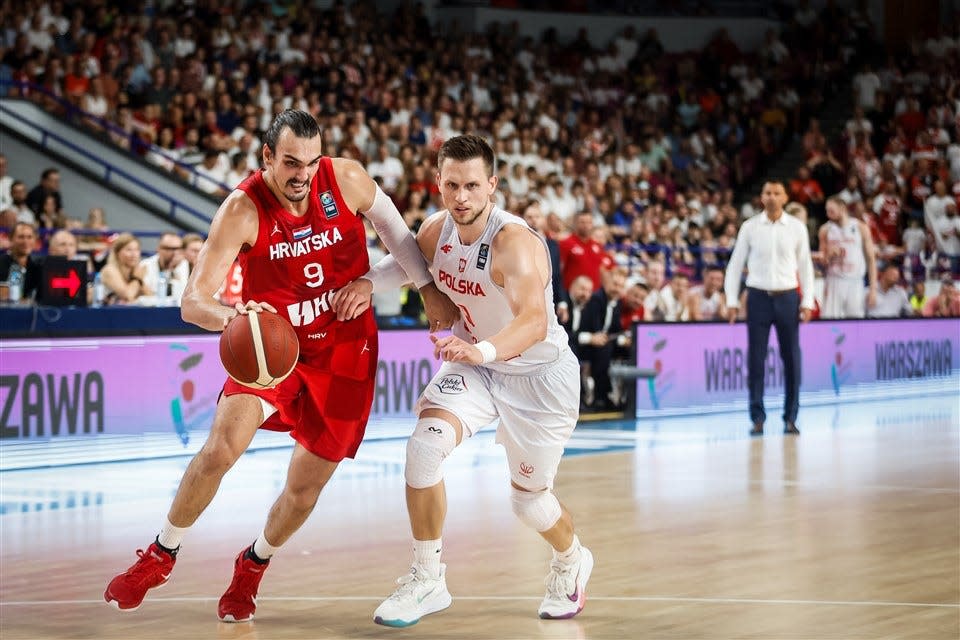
[724,181,815,437]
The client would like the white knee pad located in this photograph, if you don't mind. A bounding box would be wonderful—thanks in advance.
[405,417,457,489]
[511,488,562,532]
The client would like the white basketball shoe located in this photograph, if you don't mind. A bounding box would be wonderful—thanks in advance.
[538,546,594,619]
[373,564,452,627]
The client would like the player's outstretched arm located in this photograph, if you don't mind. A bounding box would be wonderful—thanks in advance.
[181,191,261,331]
[333,210,458,328]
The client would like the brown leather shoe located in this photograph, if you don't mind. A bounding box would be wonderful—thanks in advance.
[749,422,764,437]
[784,421,800,435]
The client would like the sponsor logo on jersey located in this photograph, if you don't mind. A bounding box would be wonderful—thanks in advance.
[319,190,339,219]
[440,244,453,254]
[438,269,486,296]
[519,461,534,478]
[435,374,466,394]
[287,289,337,327]
[292,224,313,240]
[269,227,344,260]
[271,222,282,236]
[476,243,489,269]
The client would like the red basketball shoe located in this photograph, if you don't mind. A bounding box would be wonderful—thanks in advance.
[218,546,270,622]
[104,542,177,611]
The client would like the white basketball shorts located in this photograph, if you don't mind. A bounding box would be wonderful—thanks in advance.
[416,350,580,490]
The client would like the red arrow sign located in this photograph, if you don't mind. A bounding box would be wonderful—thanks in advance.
[50,270,82,297]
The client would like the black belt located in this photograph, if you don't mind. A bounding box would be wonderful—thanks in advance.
[750,287,795,297]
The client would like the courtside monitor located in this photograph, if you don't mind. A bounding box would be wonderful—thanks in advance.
[38,257,88,307]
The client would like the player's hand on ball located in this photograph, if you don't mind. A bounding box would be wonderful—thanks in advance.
[224,300,277,328]
[430,333,482,364]
[332,278,373,321]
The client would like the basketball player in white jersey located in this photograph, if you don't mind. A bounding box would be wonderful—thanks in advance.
[334,134,592,626]
[818,196,878,318]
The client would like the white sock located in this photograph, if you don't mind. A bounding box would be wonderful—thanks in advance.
[157,517,189,551]
[554,534,582,565]
[253,530,281,561]
[413,538,443,578]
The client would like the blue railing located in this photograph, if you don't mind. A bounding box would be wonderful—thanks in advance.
[0,81,221,227]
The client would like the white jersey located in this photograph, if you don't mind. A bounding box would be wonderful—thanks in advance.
[824,220,866,280]
[431,205,570,374]
[691,285,723,320]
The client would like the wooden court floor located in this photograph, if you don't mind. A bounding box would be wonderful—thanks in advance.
[1,395,958,639]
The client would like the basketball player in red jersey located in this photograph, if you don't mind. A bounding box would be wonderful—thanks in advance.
[104,110,459,622]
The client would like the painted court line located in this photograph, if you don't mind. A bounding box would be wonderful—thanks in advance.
[2,596,956,608]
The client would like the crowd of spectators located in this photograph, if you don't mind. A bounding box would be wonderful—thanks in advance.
[1,2,959,406]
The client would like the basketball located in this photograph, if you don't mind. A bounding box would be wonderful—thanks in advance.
[219,310,300,389]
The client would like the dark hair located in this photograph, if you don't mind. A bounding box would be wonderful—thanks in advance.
[437,134,495,176]
[263,109,321,153]
[41,167,59,180]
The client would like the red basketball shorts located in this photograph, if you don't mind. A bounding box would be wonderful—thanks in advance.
[222,327,379,462]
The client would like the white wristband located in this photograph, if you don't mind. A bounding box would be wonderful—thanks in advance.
[475,340,497,364]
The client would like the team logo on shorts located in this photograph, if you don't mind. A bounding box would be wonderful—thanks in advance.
[435,374,466,394]
[519,462,535,478]
[319,191,339,219]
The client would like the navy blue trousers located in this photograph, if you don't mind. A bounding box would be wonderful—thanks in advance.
[745,288,801,424]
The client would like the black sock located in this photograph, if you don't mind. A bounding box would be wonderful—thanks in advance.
[154,536,179,558]
[245,544,270,565]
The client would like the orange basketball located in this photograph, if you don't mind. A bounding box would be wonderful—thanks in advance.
[219,311,300,389]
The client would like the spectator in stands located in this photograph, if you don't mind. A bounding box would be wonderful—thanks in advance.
[0,222,43,301]
[37,192,67,231]
[521,199,568,323]
[642,258,667,321]
[925,180,954,233]
[192,150,230,198]
[688,265,726,321]
[658,271,691,321]
[852,62,881,110]
[140,231,189,303]
[789,165,825,221]
[867,263,913,318]
[563,274,594,364]
[559,210,606,292]
[836,174,865,207]
[872,180,903,247]
[620,278,648,328]
[77,207,111,265]
[818,197,878,319]
[578,268,627,411]
[0,210,17,250]
[934,201,960,270]
[924,276,960,317]
[0,154,13,212]
[182,233,204,276]
[26,167,63,218]
[909,280,927,314]
[6,181,35,224]
[100,232,152,304]
[367,143,405,195]
[225,152,251,188]
[47,228,80,261]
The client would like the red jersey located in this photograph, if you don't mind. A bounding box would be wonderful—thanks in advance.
[227,160,379,461]
[559,234,606,291]
[873,195,902,245]
[235,160,374,360]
